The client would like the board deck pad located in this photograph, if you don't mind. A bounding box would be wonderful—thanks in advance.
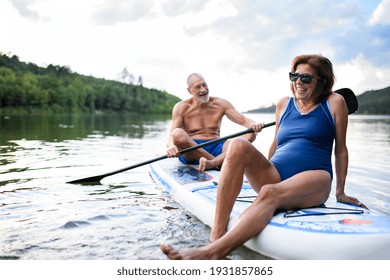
[164,165,212,185]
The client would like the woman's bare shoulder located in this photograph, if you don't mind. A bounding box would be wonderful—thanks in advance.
[328,92,347,112]
[276,96,290,110]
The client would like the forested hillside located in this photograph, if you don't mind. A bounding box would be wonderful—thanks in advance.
[246,86,390,115]
[356,86,390,115]
[0,52,180,114]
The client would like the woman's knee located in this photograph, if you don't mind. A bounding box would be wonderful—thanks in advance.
[226,138,251,157]
[256,184,278,206]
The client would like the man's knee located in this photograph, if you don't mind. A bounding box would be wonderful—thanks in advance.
[171,128,189,145]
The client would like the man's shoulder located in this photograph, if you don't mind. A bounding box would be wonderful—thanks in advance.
[174,98,192,107]
[209,96,232,107]
[172,99,191,114]
[209,96,226,102]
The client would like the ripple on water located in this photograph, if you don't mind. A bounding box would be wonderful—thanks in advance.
[2,115,388,260]
[61,220,91,229]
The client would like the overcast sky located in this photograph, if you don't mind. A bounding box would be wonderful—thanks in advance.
[1,0,389,111]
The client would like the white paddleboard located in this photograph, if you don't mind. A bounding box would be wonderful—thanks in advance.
[150,158,390,259]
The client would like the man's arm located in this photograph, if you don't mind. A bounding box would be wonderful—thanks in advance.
[166,102,185,157]
[222,99,262,142]
[223,99,255,128]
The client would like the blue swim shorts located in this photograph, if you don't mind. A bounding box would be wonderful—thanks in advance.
[178,139,225,165]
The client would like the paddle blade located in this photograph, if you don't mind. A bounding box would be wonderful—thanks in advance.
[66,154,168,185]
[335,88,358,114]
[67,175,105,185]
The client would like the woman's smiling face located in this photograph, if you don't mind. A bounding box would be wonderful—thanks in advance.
[292,63,319,102]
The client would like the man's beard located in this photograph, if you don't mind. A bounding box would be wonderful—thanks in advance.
[198,94,210,104]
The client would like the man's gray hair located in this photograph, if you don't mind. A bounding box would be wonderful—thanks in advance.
[187,73,204,87]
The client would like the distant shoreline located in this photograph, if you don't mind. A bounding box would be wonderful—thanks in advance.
[244,86,390,115]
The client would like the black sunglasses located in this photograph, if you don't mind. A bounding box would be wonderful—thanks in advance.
[289,72,319,84]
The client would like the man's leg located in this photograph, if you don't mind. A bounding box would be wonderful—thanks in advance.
[171,128,215,163]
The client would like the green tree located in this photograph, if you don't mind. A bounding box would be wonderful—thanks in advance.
[0,52,181,114]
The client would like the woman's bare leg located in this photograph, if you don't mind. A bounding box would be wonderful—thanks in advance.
[160,168,331,260]
[210,138,279,241]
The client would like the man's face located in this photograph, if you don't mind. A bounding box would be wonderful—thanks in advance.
[188,77,210,104]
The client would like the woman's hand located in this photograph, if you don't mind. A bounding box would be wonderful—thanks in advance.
[336,192,368,209]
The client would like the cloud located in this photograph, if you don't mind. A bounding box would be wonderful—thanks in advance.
[370,0,390,25]
[92,0,156,25]
[160,0,209,17]
[181,0,342,70]
[6,0,44,20]
[336,54,390,94]
[174,0,390,70]
[331,26,390,67]
[88,0,390,73]
[1,0,389,110]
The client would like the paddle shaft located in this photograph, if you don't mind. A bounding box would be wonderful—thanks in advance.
[67,121,275,184]
[177,121,275,154]
[67,88,357,184]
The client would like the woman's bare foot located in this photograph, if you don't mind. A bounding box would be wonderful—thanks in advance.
[160,243,218,260]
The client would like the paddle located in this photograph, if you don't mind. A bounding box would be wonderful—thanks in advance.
[334,88,358,114]
[67,88,357,184]
[66,121,275,184]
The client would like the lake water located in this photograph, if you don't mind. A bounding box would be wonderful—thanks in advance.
[0,113,389,260]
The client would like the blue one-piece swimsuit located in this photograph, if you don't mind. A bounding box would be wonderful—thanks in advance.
[270,97,335,181]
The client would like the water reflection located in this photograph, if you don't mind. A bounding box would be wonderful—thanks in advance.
[1,113,171,143]
[0,113,389,260]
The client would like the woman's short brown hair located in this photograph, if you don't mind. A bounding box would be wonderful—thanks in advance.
[290,54,336,103]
